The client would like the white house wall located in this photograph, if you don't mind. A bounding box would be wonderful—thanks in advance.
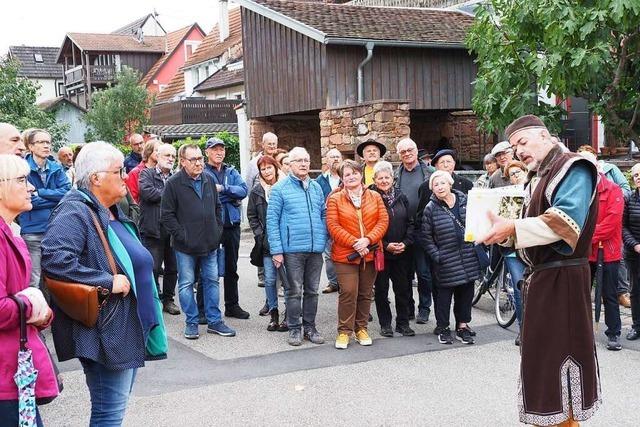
[196,84,244,100]
[34,78,61,103]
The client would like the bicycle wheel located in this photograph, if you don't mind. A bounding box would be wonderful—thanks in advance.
[471,275,486,306]
[495,265,516,328]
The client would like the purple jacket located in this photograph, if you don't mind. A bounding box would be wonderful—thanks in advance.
[0,219,59,401]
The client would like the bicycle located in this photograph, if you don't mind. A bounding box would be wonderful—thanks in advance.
[472,252,517,328]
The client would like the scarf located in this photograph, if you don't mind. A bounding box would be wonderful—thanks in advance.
[380,186,398,208]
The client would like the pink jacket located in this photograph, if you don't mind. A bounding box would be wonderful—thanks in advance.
[0,219,59,401]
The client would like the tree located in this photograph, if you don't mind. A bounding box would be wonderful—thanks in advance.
[467,0,640,146]
[0,57,68,147]
[173,131,241,171]
[84,66,153,143]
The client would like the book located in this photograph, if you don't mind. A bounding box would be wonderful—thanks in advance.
[464,185,525,242]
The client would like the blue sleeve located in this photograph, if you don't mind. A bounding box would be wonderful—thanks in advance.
[609,165,631,195]
[37,170,71,202]
[223,169,248,200]
[550,162,596,254]
[266,184,284,255]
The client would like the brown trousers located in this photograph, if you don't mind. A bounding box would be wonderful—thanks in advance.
[335,261,377,334]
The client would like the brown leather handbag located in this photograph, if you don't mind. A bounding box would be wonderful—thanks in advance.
[45,209,116,328]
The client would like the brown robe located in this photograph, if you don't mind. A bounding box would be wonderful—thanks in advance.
[517,146,601,425]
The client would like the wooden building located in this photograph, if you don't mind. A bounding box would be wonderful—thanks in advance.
[238,0,489,165]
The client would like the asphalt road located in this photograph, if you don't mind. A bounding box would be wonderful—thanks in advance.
[40,236,640,426]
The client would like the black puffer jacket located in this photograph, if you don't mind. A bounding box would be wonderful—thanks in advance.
[247,182,271,256]
[623,189,640,258]
[370,185,414,259]
[421,189,480,287]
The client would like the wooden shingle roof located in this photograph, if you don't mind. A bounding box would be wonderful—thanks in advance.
[64,33,166,53]
[8,46,63,79]
[240,0,474,46]
[194,66,244,92]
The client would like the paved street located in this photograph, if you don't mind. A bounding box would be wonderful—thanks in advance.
[41,235,640,426]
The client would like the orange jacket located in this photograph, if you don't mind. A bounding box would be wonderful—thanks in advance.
[326,188,389,264]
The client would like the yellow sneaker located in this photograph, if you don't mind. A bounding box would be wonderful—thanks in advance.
[355,329,372,346]
[335,333,349,349]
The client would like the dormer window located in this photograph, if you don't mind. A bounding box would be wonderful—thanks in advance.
[34,53,44,63]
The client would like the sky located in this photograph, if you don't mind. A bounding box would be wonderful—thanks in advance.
[1,0,224,54]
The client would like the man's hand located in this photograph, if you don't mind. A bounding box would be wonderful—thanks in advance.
[634,244,640,254]
[272,254,284,268]
[478,211,515,245]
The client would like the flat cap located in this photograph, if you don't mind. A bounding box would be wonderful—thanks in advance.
[505,114,547,140]
[490,141,512,156]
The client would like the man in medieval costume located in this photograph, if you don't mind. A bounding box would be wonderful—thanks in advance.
[481,115,601,426]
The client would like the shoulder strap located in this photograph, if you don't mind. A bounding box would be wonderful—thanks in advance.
[88,209,118,275]
[440,202,465,231]
[8,295,27,350]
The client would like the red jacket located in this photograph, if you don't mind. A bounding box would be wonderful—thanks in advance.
[125,162,146,202]
[590,174,623,262]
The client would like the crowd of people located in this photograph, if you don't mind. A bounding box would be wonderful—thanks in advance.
[0,115,636,425]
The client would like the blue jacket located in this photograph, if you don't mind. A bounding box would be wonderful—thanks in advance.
[124,152,142,173]
[266,174,327,255]
[602,161,631,196]
[19,154,71,234]
[204,163,248,226]
[315,173,340,200]
[41,189,167,369]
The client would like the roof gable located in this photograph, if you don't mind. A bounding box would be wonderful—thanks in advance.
[60,33,167,58]
[183,6,243,68]
[237,0,474,46]
[194,65,244,92]
[8,46,63,79]
[112,13,167,35]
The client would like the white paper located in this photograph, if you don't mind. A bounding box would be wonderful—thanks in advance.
[464,186,525,242]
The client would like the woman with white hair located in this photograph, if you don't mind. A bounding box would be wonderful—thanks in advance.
[421,170,481,345]
[0,155,59,425]
[40,142,167,425]
[369,161,415,337]
[623,162,640,341]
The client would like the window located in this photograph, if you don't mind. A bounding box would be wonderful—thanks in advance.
[34,53,43,63]
[184,40,201,60]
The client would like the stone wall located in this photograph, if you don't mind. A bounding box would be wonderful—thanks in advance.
[319,100,411,163]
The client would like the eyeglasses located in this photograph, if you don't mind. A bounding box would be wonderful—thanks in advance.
[509,169,523,177]
[398,148,416,156]
[291,159,310,164]
[33,140,51,146]
[98,167,126,179]
[183,156,204,164]
[0,175,29,186]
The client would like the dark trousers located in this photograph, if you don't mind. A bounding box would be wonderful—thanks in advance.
[407,245,433,314]
[142,234,177,302]
[221,225,241,309]
[434,281,474,329]
[375,253,412,328]
[624,255,640,330]
[589,261,622,337]
[0,400,44,427]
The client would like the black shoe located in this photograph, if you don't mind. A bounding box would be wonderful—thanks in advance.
[198,313,207,325]
[456,328,475,345]
[461,325,476,337]
[395,325,415,337]
[162,301,181,315]
[267,309,279,332]
[607,335,622,351]
[277,320,289,332]
[258,282,265,288]
[433,325,445,336]
[416,309,429,324]
[626,328,640,341]
[225,305,250,319]
[380,325,394,337]
[259,303,269,316]
[438,328,453,344]
[515,334,521,347]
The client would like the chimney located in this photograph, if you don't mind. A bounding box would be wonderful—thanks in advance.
[219,0,229,42]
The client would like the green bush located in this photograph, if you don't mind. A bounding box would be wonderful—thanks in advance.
[173,131,240,171]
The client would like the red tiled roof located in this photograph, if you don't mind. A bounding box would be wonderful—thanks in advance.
[141,24,202,87]
[184,7,243,67]
[155,70,185,103]
[65,33,166,52]
[194,66,244,92]
[247,0,474,45]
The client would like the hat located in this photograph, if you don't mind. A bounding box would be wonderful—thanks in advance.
[418,149,431,160]
[356,139,386,158]
[431,149,456,166]
[205,137,225,149]
[504,114,547,141]
[490,141,512,156]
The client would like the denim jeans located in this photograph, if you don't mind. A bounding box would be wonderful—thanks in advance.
[263,256,279,311]
[175,249,221,325]
[323,238,338,287]
[407,246,432,314]
[504,256,525,328]
[22,233,44,289]
[80,359,137,427]
[283,252,323,330]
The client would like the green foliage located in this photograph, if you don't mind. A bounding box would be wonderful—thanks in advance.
[84,66,153,144]
[0,57,69,148]
[467,0,640,144]
[173,131,241,171]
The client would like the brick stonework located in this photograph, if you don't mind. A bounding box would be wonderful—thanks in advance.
[319,100,410,163]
